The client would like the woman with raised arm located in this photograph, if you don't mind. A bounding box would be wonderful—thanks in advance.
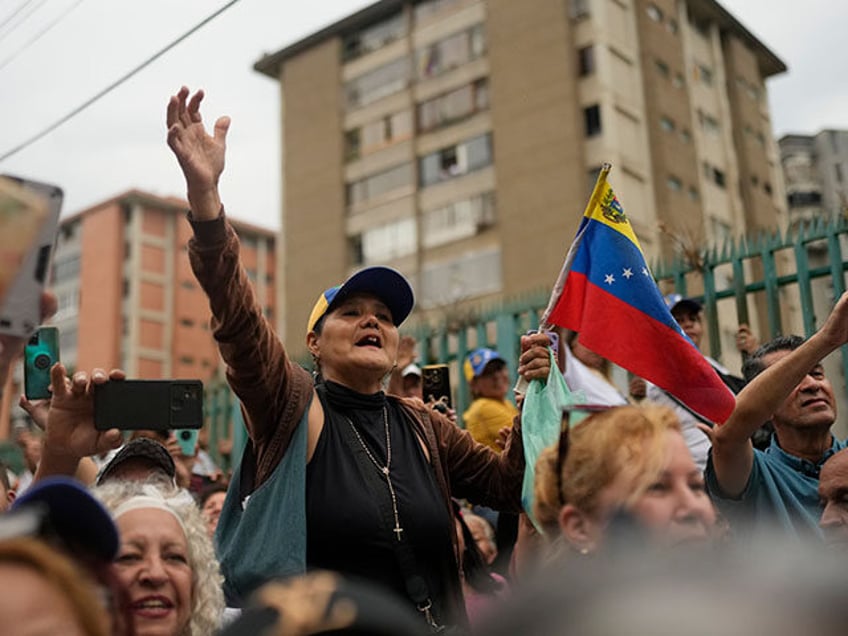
[165,86,551,632]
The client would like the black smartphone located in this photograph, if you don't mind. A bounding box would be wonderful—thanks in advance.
[24,326,59,400]
[94,380,203,431]
[422,364,452,410]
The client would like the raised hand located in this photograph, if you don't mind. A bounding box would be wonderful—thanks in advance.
[819,291,848,350]
[165,86,231,220]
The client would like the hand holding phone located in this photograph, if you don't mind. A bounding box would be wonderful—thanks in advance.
[422,364,452,413]
[24,326,59,400]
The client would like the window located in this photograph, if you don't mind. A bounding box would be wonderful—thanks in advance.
[713,168,726,188]
[578,46,595,76]
[422,192,496,248]
[569,0,590,19]
[646,4,663,22]
[342,12,405,61]
[419,134,493,187]
[672,73,685,88]
[667,18,678,33]
[836,163,844,183]
[350,217,417,265]
[417,80,489,133]
[346,57,410,109]
[180,356,195,365]
[666,176,682,192]
[698,110,720,136]
[52,255,81,284]
[53,288,79,321]
[417,24,485,80]
[583,104,601,137]
[180,280,195,290]
[420,248,502,308]
[414,0,461,23]
[679,129,691,143]
[696,63,713,86]
[347,163,414,206]
[180,318,195,327]
[788,191,822,207]
[764,182,773,196]
[346,110,413,160]
[654,59,670,78]
[688,186,699,201]
[659,116,675,132]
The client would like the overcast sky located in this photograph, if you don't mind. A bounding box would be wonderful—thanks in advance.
[0,0,845,230]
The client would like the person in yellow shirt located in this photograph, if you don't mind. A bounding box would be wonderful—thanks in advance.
[463,349,520,452]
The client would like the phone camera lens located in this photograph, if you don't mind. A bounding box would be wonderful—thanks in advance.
[34,354,51,370]
[180,430,191,440]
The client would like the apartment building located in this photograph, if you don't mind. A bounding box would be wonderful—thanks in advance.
[780,129,848,224]
[1,190,276,436]
[254,0,788,360]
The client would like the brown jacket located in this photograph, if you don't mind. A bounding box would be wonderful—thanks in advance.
[188,212,525,619]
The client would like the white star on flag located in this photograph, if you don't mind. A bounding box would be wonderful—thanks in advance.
[622,268,633,279]
[604,274,615,285]
[642,267,650,276]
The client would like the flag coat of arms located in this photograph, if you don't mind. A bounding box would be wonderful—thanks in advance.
[543,164,735,424]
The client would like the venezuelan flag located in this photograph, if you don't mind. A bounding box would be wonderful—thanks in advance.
[543,164,735,424]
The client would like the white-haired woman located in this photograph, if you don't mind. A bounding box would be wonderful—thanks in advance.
[95,481,224,636]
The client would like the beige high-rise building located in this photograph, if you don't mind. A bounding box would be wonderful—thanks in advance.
[255,0,788,360]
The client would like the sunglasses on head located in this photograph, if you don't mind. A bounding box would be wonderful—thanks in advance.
[556,404,615,505]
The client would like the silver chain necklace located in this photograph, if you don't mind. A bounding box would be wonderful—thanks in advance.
[346,406,404,542]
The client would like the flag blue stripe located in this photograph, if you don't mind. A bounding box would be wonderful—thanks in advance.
[571,217,689,337]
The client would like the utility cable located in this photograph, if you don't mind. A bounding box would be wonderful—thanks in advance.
[0,0,242,163]
[0,0,47,43]
[0,0,86,73]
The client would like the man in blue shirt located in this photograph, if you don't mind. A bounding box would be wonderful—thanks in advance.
[706,292,848,540]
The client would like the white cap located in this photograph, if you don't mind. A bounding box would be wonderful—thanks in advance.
[401,363,422,378]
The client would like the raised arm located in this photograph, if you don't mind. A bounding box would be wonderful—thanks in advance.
[712,291,848,496]
[165,88,313,457]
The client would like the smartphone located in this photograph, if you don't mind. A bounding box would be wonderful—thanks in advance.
[24,326,59,399]
[175,428,199,456]
[0,175,63,338]
[94,380,203,431]
[422,364,452,411]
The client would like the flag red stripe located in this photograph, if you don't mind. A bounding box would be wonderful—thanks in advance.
[549,272,735,423]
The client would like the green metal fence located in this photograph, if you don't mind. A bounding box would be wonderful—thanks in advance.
[205,214,848,467]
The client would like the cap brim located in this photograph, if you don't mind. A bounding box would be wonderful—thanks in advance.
[671,299,702,315]
[12,476,119,562]
[329,266,414,327]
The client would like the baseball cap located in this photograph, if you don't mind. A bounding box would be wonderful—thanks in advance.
[96,437,176,486]
[464,348,504,383]
[401,363,422,378]
[664,293,702,316]
[11,476,119,562]
[306,266,415,334]
[219,571,427,636]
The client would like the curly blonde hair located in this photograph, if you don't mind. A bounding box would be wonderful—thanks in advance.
[93,481,224,636]
[534,405,681,537]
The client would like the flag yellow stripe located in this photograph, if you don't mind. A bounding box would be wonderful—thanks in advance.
[583,164,643,252]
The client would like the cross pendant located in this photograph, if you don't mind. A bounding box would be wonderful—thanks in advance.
[393,524,404,541]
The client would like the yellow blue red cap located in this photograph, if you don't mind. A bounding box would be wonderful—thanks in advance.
[464,348,504,383]
[306,266,414,334]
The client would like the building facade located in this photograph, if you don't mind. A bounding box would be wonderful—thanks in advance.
[255,0,788,360]
[780,130,848,224]
[1,190,276,437]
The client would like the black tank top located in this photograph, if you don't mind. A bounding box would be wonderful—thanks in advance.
[306,381,456,624]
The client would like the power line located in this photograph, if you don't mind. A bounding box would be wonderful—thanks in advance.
[0,0,86,73]
[0,0,243,164]
[0,0,47,43]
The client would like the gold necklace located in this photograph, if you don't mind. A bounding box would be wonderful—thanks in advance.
[346,406,404,541]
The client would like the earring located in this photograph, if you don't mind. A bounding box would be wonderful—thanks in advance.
[311,353,320,378]
[578,546,590,556]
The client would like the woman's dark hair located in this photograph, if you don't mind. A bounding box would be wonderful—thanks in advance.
[198,482,228,507]
[456,507,503,594]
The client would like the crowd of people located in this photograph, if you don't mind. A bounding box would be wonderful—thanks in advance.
[2,86,848,635]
